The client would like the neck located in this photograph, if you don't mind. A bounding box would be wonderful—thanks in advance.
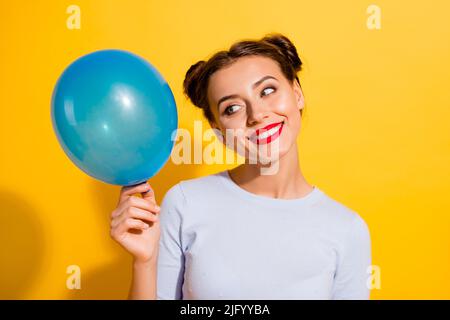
[228,142,313,199]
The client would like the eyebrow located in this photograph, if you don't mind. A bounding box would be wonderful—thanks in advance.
[216,75,277,108]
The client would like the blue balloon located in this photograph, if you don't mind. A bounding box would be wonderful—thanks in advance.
[51,49,178,186]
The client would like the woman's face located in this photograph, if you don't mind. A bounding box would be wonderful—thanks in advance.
[207,55,304,164]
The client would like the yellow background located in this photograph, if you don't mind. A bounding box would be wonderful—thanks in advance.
[1,0,449,299]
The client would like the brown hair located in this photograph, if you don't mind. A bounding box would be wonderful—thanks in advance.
[183,33,304,124]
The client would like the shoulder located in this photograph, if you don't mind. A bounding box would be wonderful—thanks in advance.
[159,172,224,227]
[178,171,224,202]
[160,171,223,208]
[314,189,370,239]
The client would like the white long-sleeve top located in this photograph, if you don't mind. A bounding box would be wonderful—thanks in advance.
[156,169,372,300]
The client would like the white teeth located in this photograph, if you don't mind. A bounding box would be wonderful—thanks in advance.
[257,123,282,140]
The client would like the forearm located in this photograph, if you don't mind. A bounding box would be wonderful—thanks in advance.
[128,250,159,300]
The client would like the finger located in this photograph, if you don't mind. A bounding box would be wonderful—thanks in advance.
[114,218,150,235]
[116,196,160,215]
[111,207,158,228]
[141,184,155,202]
[119,182,151,204]
[111,208,121,220]
[111,218,145,239]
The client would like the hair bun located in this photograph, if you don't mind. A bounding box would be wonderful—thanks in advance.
[183,60,206,106]
[262,33,302,72]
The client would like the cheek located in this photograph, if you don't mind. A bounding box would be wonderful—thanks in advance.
[287,107,301,134]
[276,93,301,134]
[218,122,246,148]
[218,109,248,129]
[273,91,296,113]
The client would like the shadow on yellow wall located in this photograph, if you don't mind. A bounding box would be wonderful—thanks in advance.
[0,192,46,299]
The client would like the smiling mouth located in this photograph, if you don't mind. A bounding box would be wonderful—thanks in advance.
[248,121,285,145]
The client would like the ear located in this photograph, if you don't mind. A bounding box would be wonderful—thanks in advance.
[209,120,225,142]
[207,103,220,130]
[209,120,222,134]
[209,120,218,130]
[293,80,305,111]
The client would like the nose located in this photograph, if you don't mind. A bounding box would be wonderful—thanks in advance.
[246,103,269,127]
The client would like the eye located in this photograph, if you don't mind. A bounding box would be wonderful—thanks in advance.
[222,86,276,116]
[224,104,241,116]
[261,86,276,97]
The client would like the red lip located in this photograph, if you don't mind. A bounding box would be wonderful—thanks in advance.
[255,121,284,136]
[248,121,285,145]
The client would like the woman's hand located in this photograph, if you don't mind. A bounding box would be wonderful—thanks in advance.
[110,182,161,264]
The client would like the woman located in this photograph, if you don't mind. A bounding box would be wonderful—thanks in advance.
[110,33,372,300]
